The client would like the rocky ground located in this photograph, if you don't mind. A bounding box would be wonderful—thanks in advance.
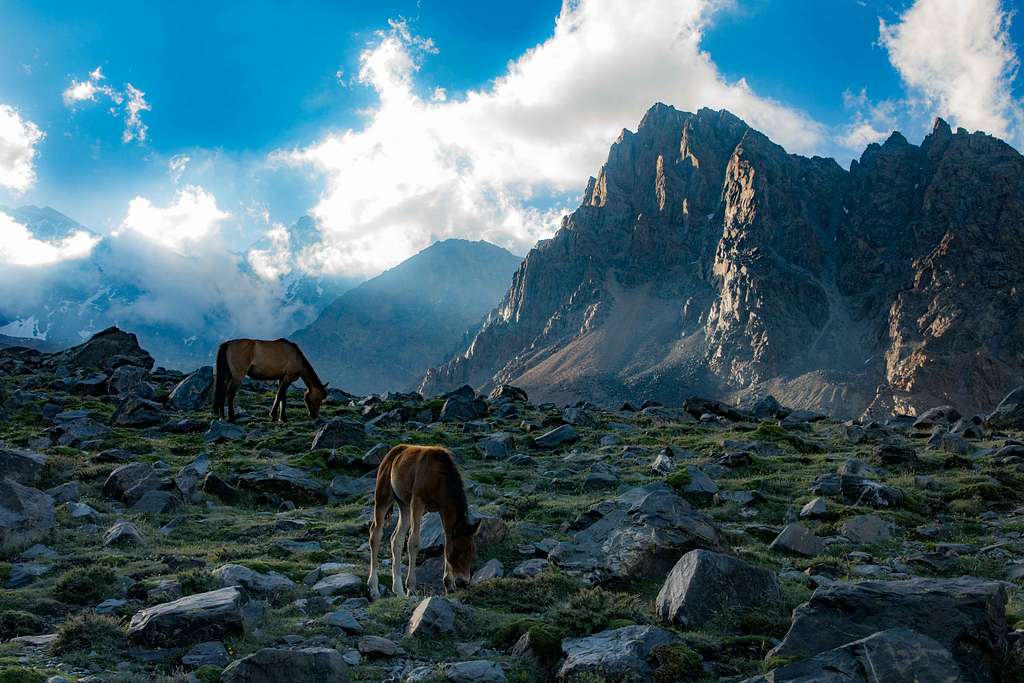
[2,328,1024,682]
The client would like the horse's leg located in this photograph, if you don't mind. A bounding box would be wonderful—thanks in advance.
[279,379,290,423]
[226,377,243,423]
[390,501,411,598]
[368,470,395,600]
[270,379,287,422]
[405,497,425,595]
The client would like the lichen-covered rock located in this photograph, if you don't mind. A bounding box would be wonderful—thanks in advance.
[128,586,249,645]
[559,625,676,682]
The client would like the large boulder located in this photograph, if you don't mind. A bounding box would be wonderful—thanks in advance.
[549,483,722,585]
[745,628,961,683]
[212,564,295,595]
[311,418,366,450]
[111,396,166,427]
[986,386,1024,429]
[0,479,55,551]
[656,550,782,628]
[168,366,215,411]
[768,577,1008,682]
[0,448,47,484]
[439,393,487,422]
[127,586,249,645]
[58,326,154,371]
[220,647,349,683]
[103,462,168,504]
[533,425,580,449]
[107,365,155,399]
[236,465,325,505]
[558,625,676,682]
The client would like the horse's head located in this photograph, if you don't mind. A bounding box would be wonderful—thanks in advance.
[305,382,329,418]
[443,518,480,593]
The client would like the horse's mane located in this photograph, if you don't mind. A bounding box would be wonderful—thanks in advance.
[284,339,326,391]
[438,451,470,527]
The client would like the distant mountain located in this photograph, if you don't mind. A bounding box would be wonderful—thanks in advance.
[420,104,1024,418]
[0,209,356,369]
[293,239,522,395]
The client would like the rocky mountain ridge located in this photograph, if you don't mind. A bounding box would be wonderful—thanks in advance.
[421,105,1024,418]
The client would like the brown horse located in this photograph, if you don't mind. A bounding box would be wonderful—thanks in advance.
[213,338,328,423]
[367,444,480,599]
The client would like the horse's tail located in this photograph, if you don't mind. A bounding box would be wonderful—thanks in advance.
[213,342,229,417]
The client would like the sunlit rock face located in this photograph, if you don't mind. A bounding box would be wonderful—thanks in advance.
[421,105,1024,418]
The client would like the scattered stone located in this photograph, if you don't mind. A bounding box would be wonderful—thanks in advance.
[769,523,825,557]
[913,405,961,430]
[167,366,215,411]
[440,393,487,422]
[0,448,47,484]
[441,661,507,683]
[477,432,514,459]
[6,562,52,588]
[182,641,230,669]
[220,647,349,683]
[472,558,504,583]
[311,417,365,449]
[104,520,145,547]
[841,514,894,545]
[985,386,1024,429]
[532,425,579,449]
[769,577,1007,681]
[408,597,459,637]
[128,586,249,645]
[111,396,165,427]
[45,481,79,504]
[746,628,961,683]
[325,609,363,634]
[363,443,390,466]
[95,598,127,614]
[204,420,246,443]
[103,461,167,504]
[656,550,782,628]
[559,625,676,682]
[511,558,548,578]
[873,443,918,470]
[0,479,55,551]
[312,572,363,597]
[358,635,399,657]
[236,464,325,505]
[799,497,828,519]
[213,564,295,594]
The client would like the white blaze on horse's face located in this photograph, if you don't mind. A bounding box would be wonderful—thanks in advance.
[304,388,323,418]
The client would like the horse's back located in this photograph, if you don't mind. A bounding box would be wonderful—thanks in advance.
[381,445,458,507]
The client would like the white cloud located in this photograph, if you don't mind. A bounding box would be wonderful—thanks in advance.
[168,154,190,183]
[0,104,45,192]
[280,0,826,276]
[62,67,150,144]
[247,223,293,280]
[879,0,1022,142]
[0,211,99,266]
[114,185,230,251]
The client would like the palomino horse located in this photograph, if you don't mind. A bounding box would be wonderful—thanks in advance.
[368,444,480,599]
[213,338,328,423]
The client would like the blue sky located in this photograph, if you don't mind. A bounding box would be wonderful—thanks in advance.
[2,0,1024,279]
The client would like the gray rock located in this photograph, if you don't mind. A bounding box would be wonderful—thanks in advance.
[95,598,127,614]
[533,425,580,449]
[128,586,249,645]
[769,577,1007,682]
[236,464,325,505]
[312,572,363,597]
[358,635,399,657]
[408,596,458,637]
[440,394,487,422]
[67,501,98,519]
[549,483,722,585]
[489,384,528,402]
[655,550,782,628]
[204,420,246,443]
[107,365,154,398]
[477,432,514,459]
[559,625,676,682]
[0,479,55,551]
[799,497,828,518]
[131,489,179,514]
[59,326,154,371]
[442,661,506,683]
[213,563,295,594]
[182,640,230,669]
[104,520,145,546]
[511,558,548,578]
[745,628,960,683]
[168,366,214,411]
[986,385,1024,429]
[0,448,47,484]
[175,453,210,503]
[769,523,825,557]
[6,562,52,588]
[311,417,366,449]
[472,558,504,583]
[56,417,110,446]
[111,396,166,427]
[913,405,961,429]
[220,647,349,683]
[679,464,718,497]
[326,474,375,503]
[45,481,80,504]
[362,443,390,466]
[325,609,363,634]
[841,514,894,544]
[103,461,167,504]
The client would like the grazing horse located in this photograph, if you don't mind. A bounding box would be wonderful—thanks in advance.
[368,444,480,599]
[213,338,328,423]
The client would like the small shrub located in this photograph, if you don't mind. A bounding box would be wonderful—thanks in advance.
[492,618,566,664]
[178,569,219,595]
[547,587,651,636]
[652,644,702,683]
[462,573,580,613]
[54,565,118,605]
[665,468,692,492]
[0,668,47,683]
[52,613,125,655]
[194,666,223,683]
[0,610,43,640]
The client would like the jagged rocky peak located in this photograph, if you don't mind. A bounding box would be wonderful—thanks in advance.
[422,104,1024,418]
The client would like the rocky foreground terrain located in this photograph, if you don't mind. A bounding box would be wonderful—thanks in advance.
[3,327,1024,682]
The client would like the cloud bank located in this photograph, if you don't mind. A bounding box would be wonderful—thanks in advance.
[0,211,99,266]
[282,0,826,276]
[0,104,44,192]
